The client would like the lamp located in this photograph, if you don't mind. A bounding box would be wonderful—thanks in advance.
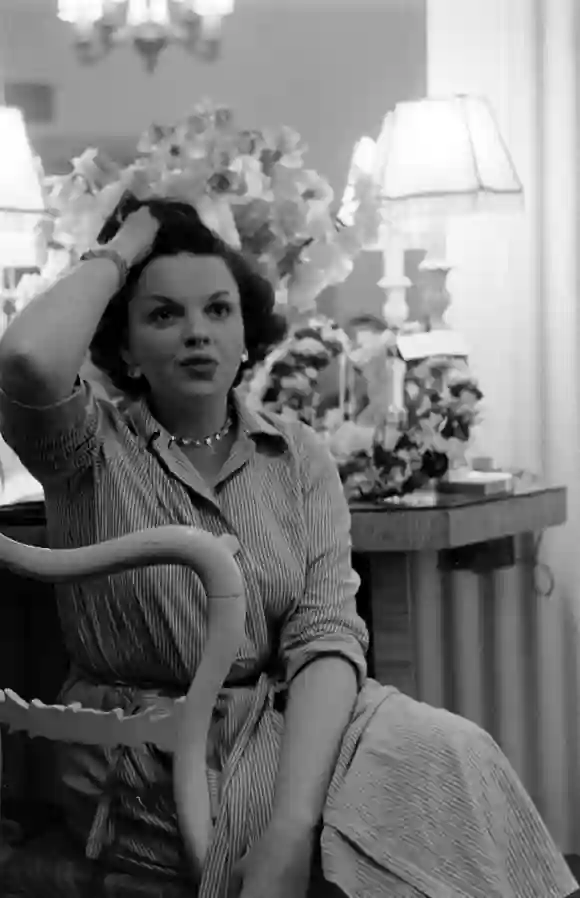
[372,95,523,330]
[57,0,235,71]
[338,95,522,440]
[0,107,46,335]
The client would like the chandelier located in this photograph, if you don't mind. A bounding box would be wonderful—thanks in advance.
[57,1,235,72]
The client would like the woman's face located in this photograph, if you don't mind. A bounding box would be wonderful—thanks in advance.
[123,253,245,403]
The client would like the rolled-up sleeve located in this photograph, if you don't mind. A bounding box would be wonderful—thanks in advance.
[0,378,102,483]
[279,424,369,688]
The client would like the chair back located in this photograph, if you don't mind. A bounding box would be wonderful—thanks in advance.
[0,524,245,842]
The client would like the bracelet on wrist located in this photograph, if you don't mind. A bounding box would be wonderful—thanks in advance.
[79,248,129,289]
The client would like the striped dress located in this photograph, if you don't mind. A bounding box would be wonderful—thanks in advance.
[0,380,577,898]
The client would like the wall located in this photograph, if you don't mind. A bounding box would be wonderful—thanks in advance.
[427,0,539,473]
[0,0,426,318]
[428,0,580,853]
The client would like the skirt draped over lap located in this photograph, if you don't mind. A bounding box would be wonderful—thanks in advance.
[27,675,576,898]
[321,682,577,898]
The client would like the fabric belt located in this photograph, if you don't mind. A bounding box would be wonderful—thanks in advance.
[64,665,285,893]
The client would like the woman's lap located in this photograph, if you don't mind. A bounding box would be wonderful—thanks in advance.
[41,676,577,897]
[56,736,186,877]
[54,677,187,878]
[322,687,578,897]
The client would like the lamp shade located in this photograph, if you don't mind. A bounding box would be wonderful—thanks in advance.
[338,136,377,227]
[373,95,523,224]
[0,107,46,268]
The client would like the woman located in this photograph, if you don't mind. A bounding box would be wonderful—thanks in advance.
[0,198,576,898]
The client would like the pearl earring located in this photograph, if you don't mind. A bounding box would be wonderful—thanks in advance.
[128,366,141,379]
[241,350,249,364]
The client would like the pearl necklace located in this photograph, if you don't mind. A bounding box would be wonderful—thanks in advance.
[168,414,233,451]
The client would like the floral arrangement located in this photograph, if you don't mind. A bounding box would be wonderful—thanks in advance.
[243,316,350,425]
[43,99,373,313]
[336,358,483,501]
[247,319,484,501]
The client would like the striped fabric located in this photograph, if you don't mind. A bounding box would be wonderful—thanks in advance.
[0,381,577,898]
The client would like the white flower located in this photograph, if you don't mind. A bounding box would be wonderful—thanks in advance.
[286,260,335,312]
[262,124,306,168]
[406,381,420,401]
[296,241,354,290]
[70,148,101,184]
[229,156,272,201]
[278,406,301,422]
[328,421,374,461]
[292,337,326,356]
[244,363,271,403]
[275,284,289,306]
[13,273,46,307]
[196,195,242,249]
[349,330,393,367]
[316,320,350,349]
[320,408,347,433]
[280,372,312,392]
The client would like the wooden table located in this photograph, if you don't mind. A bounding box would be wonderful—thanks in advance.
[350,483,566,699]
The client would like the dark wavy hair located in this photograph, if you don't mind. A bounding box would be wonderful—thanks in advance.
[89,194,287,396]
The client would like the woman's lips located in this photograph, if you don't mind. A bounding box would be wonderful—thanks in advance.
[179,358,218,379]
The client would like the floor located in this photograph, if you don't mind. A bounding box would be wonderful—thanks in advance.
[566,854,580,883]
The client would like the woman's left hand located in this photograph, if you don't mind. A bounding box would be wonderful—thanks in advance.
[231,820,315,898]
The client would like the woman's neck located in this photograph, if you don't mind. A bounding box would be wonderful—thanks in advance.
[147,393,232,442]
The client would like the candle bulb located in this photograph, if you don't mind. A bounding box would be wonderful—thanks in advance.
[347,358,357,420]
[338,351,347,425]
[390,357,406,418]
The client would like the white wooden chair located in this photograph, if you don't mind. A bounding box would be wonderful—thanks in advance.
[0,525,246,886]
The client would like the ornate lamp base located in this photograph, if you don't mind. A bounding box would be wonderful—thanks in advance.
[416,257,453,329]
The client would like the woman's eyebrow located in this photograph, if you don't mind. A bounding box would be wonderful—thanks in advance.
[141,291,232,305]
[144,294,179,305]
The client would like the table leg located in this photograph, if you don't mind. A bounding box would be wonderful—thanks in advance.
[367,549,447,700]
[367,552,417,696]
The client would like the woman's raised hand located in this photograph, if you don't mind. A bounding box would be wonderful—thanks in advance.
[108,206,160,267]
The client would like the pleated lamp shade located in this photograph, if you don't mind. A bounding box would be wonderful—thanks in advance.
[0,106,46,268]
[373,95,523,227]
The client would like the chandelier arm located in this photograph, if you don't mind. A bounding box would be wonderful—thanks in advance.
[57,0,234,67]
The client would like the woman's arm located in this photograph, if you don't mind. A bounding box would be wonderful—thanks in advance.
[269,655,358,832]
[236,429,366,896]
[235,657,358,897]
[0,208,157,406]
[272,424,369,832]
